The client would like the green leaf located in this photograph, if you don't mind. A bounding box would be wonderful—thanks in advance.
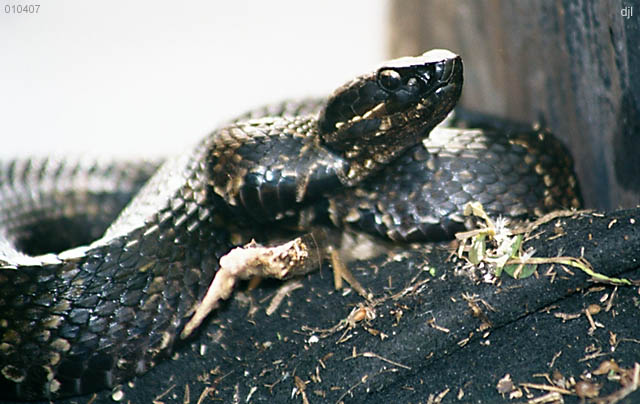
[509,235,524,258]
[503,263,537,279]
[469,233,486,265]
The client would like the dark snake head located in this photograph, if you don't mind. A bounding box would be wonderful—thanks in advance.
[318,49,463,184]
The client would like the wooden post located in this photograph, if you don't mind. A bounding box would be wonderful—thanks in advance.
[389,0,640,210]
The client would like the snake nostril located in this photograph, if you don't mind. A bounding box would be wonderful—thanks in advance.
[405,76,421,92]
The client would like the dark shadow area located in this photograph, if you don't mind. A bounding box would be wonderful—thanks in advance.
[614,90,640,192]
[15,214,115,256]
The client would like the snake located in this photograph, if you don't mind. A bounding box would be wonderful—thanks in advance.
[0,49,581,400]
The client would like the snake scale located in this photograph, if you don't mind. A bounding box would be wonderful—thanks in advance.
[0,50,581,400]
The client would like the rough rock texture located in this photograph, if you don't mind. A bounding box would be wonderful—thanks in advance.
[13,208,638,404]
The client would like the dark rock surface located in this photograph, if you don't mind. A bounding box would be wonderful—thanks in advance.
[14,208,637,404]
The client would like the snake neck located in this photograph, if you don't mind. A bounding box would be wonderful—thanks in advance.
[205,116,349,222]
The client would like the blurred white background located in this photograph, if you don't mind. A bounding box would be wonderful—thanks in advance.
[0,0,388,158]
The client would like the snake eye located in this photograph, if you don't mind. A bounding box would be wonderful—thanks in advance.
[377,68,402,92]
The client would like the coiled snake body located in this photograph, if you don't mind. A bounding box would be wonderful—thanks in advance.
[0,50,581,400]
